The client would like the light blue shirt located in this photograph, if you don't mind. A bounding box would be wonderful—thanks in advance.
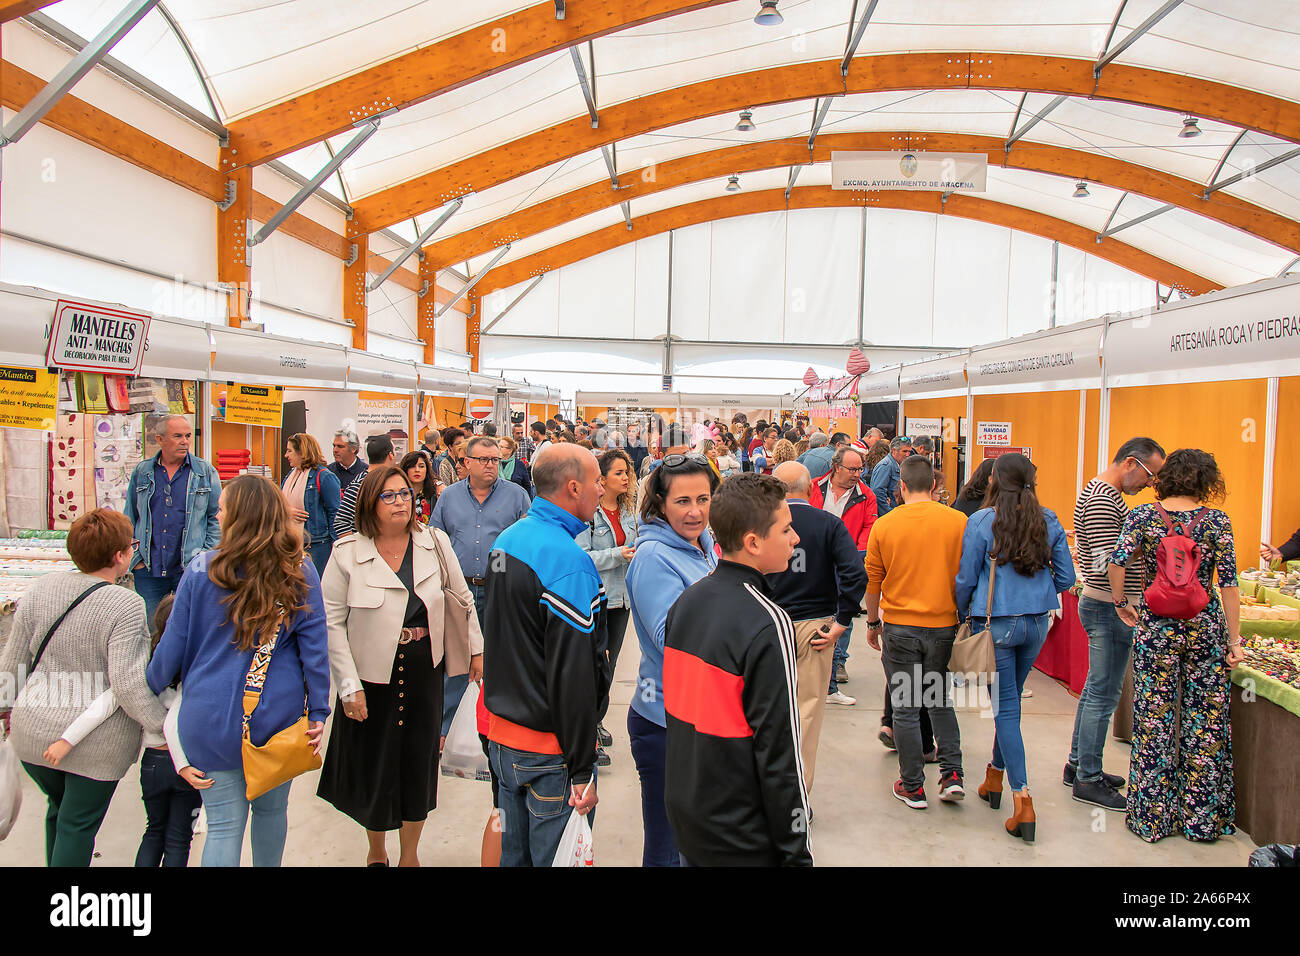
[429,478,530,579]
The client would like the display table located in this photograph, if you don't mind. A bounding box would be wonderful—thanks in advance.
[1035,591,1089,695]
[1112,662,1300,846]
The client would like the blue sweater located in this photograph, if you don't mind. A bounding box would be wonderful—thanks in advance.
[625,519,717,727]
[146,551,332,772]
[954,507,1077,620]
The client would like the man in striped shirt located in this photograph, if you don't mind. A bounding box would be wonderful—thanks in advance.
[1067,436,1165,811]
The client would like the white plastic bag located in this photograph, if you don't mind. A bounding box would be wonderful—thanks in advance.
[551,784,594,867]
[440,681,490,782]
[0,735,23,841]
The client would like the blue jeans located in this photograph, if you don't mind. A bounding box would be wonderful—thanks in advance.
[442,583,487,735]
[827,622,853,694]
[627,708,679,867]
[977,613,1051,792]
[198,769,291,867]
[306,539,332,578]
[132,570,179,624]
[1068,596,1135,782]
[489,742,595,867]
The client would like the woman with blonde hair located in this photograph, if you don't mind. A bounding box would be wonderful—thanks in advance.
[282,432,341,575]
[773,438,798,467]
[695,438,722,478]
[319,466,483,866]
[147,475,331,866]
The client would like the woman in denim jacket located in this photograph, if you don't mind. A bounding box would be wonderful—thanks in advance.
[955,453,1075,844]
[576,449,638,765]
[282,433,341,576]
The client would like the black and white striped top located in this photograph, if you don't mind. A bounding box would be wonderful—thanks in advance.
[1074,478,1143,601]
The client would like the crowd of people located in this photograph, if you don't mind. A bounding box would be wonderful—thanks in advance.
[0,407,1248,867]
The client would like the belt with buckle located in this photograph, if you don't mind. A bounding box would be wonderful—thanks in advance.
[398,627,429,644]
[466,577,487,587]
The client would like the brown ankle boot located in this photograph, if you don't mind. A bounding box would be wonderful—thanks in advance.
[977,763,1003,809]
[1005,791,1036,843]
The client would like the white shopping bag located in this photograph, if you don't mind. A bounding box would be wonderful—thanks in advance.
[0,735,23,841]
[551,782,594,867]
[440,681,490,782]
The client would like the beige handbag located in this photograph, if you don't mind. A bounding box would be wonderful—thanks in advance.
[431,530,475,677]
[950,558,998,679]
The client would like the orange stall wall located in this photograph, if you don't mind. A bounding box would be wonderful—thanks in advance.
[971,390,1083,524]
[1108,379,1266,570]
[1269,377,1300,552]
[1083,388,1102,478]
[209,386,280,482]
[902,396,966,500]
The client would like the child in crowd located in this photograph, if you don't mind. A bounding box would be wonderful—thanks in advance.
[42,593,204,866]
[663,473,812,866]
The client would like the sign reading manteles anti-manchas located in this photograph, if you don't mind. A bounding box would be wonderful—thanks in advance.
[225,383,284,428]
[976,422,1011,446]
[831,151,987,193]
[47,300,150,375]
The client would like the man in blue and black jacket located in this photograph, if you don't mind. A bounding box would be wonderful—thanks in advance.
[483,444,609,866]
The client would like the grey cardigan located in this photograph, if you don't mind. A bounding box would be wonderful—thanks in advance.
[0,572,165,781]
[576,504,638,609]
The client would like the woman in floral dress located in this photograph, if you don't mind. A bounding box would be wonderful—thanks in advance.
[1108,449,1246,843]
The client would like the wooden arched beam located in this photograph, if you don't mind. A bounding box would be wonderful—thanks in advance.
[476,186,1221,299]
[423,131,1300,271]
[1,2,59,22]
[225,0,734,167]
[351,54,1300,233]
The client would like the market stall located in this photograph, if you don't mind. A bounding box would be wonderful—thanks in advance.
[897,352,969,495]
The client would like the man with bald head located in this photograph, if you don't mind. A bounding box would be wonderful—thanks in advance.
[766,461,867,791]
[483,443,610,866]
[124,414,222,618]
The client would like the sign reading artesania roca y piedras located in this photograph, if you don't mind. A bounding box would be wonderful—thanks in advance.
[46,300,150,376]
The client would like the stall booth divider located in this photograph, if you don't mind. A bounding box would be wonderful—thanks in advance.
[896,351,972,497]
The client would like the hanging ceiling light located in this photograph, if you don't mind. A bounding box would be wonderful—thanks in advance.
[735,109,756,132]
[1073,181,1090,198]
[1179,116,1201,138]
[754,1,783,26]
[726,175,742,192]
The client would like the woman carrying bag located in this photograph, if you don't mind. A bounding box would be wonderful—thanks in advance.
[0,509,166,866]
[318,466,483,867]
[147,475,331,867]
[954,453,1075,843]
[282,432,342,576]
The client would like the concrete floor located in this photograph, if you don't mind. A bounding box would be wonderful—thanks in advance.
[4,624,1256,866]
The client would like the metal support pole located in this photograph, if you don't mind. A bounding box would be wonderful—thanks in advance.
[785,165,802,201]
[840,0,882,76]
[248,112,392,247]
[570,46,599,128]
[1097,203,1175,240]
[436,244,512,318]
[1262,376,1279,548]
[482,274,546,334]
[1094,0,1184,77]
[1,0,162,147]
[1005,95,1067,149]
[620,201,633,230]
[554,0,565,18]
[1277,255,1300,278]
[664,231,674,382]
[856,206,867,344]
[1096,192,1128,241]
[1005,93,1028,144]
[368,198,463,291]
[807,95,836,151]
[1049,240,1059,328]
[600,145,619,188]
[1205,129,1248,193]
[1202,145,1300,198]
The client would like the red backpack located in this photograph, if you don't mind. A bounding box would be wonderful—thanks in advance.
[1143,504,1210,619]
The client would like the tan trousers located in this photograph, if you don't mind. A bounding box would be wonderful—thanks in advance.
[793,616,836,792]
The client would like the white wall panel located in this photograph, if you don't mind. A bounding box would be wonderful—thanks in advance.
[252,225,343,323]
[437,304,470,355]
[1083,254,1158,317]
[1007,232,1054,338]
[1054,244,1090,326]
[367,282,421,359]
[864,209,935,346]
[558,244,635,338]
[669,223,711,341]
[784,208,860,345]
[251,302,350,346]
[480,271,559,337]
[708,212,784,342]
[933,217,1011,346]
[633,233,669,340]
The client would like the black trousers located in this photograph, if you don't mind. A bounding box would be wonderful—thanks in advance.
[135,748,201,867]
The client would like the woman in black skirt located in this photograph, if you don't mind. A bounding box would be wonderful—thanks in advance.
[318,466,483,866]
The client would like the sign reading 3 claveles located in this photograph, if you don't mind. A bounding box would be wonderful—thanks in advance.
[46,299,150,375]
[831,151,987,192]
[225,383,285,428]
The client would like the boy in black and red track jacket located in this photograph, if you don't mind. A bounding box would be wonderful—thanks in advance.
[663,473,813,866]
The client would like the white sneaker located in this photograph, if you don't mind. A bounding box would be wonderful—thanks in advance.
[826,691,857,706]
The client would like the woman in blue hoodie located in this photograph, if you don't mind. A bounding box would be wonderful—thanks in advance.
[625,453,719,867]
[955,453,1075,844]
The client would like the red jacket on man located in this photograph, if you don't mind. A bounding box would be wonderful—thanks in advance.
[808,473,878,552]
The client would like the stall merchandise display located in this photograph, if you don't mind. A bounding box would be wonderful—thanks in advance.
[0,533,74,610]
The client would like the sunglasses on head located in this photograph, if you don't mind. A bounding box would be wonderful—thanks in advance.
[662,453,709,469]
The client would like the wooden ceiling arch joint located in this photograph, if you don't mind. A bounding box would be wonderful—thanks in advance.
[225,0,738,167]
[351,54,1300,234]
[475,186,1221,300]
[421,131,1300,271]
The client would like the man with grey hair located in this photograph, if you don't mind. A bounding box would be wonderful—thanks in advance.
[870,435,914,517]
[483,444,608,866]
[124,414,221,619]
[767,461,866,790]
[329,427,367,488]
[796,430,832,479]
[431,434,530,735]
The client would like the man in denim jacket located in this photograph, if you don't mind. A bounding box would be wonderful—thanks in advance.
[123,415,222,618]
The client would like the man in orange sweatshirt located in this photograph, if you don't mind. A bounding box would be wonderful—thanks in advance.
[863,456,967,810]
